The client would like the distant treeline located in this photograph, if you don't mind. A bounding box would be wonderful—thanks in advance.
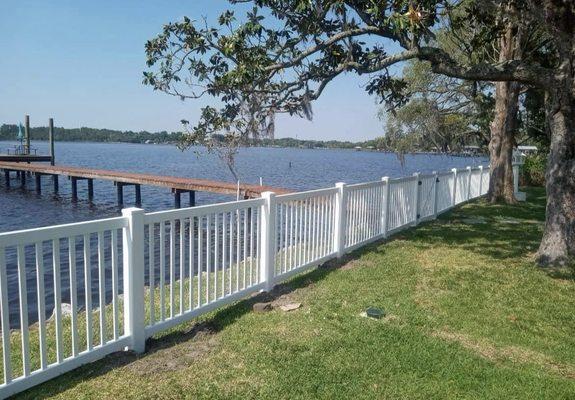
[247,137,361,149]
[0,123,375,149]
[0,124,184,144]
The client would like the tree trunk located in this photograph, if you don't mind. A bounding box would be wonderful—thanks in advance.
[487,7,523,204]
[536,61,575,266]
[487,80,520,203]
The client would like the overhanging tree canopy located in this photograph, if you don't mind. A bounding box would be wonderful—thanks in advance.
[144,0,575,266]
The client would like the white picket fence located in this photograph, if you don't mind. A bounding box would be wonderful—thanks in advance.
[0,165,489,397]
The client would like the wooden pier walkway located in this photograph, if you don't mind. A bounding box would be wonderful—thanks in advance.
[0,161,290,207]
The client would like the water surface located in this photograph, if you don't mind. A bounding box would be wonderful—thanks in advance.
[0,141,486,232]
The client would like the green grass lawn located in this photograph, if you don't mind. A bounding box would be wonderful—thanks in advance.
[15,187,575,399]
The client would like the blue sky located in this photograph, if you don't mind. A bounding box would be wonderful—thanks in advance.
[0,0,394,141]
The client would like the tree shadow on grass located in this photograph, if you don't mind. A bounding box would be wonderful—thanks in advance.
[539,266,575,281]
[402,187,548,262]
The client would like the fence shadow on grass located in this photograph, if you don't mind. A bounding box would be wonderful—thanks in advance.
[17,242,378,400]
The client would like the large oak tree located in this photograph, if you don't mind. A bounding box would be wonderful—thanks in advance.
[144,0,575,266]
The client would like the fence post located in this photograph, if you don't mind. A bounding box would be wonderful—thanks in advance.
[466,166,472,201]
[451,168,458,207]
[121,207,146,353]
[432,171,439,219]
[513,163,520,195]
[334,182,347,257]
[412,173,420,226]
[382,177,390,237]
[478,166,484,196]
[259,192,276,292]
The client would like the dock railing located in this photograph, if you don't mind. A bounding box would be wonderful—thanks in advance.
[0,164,490,397]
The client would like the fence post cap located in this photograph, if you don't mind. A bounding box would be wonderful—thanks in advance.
[335,182,346,188]
[260,191,275,199]
[121,207,145,216]
[381,176,390,182]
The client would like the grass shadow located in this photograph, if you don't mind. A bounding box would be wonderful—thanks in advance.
[400,187,547,262]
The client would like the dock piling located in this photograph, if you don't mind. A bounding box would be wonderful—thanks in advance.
[172,189,195,208]
[190,190,195,207]
[71,177,78,201]
[135,184,141,206]
[116,182,124,207]
[87,179,94,201]
[35,173,41,194]
[4,170,10,188]
[174,189,181,209]
[20,171,26,187]
[49,118,55,166]
[24,115,30,155]
[52,175,58,194]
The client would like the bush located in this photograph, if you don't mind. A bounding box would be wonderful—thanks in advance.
[521,154,546,186]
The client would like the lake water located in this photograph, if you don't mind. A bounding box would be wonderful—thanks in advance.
[0,141,487,326]
[0,141,487,233]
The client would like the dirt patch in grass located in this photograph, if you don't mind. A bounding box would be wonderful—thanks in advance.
[432,329,575,379]
[416,247,480,272]
[339,258,366,271]
[412,247,473,313]
[127,321,219,377]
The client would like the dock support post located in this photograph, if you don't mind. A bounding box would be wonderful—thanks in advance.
[4,170,9,188]
[87,179,94,201]
[71,177,78,201]
[20,171,26,187]
[24,115,30,155]
[189,190,195,207]
[53,175,59,194]
[49,118,55,165]
[174,189,181,209]
[35,174,41,194]
[135,184,141,206]
[116,182,124,207]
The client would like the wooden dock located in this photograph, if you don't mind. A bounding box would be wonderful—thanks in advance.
[0,161,290,207]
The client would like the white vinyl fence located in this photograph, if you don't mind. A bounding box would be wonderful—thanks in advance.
[0,165,489,397]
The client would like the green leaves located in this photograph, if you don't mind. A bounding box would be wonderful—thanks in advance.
[142,0,513,159]
[218,10,236,26]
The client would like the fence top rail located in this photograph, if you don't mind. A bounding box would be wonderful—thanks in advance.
[439,165,488,175]
[144,197,265,224]
[419,173,437,180]
[275,186,338,202]
[389,175,418,184]
[346,180,386,190]
[0,216,128,248]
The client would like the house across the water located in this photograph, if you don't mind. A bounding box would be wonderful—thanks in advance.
[517,145,538,155]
